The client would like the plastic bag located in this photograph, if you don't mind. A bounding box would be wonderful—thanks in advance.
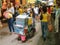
[48,24,53,32]
[3,11,12,19]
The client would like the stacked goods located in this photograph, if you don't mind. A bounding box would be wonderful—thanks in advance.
[14,15,28,35]
[16,15,28,26]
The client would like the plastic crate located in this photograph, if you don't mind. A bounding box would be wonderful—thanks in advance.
[14,25,24,34]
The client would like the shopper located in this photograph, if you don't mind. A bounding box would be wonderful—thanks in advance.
[55,0,60,32]
[7,3,15,34]
[40,5,50,41]
[33,5,39,20]
[47,6,51,14]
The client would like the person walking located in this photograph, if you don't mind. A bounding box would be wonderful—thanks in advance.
[33,5,39,20]
[55,0,60,32]
[7,3,15,34]
[40,5,50,41]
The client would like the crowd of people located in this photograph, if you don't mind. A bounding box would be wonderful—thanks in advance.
[0,0,57,41]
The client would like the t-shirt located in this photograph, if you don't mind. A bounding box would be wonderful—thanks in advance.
[41,12,48,22]
[47,8,51,14]
[27,8,31,14]
[33,7,39,14]
[7,7,14,15]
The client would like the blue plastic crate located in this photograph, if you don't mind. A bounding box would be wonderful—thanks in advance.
[14,25,24,34]
[16,21,25,25]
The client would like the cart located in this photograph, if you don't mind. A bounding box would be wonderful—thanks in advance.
[14,15,36,42]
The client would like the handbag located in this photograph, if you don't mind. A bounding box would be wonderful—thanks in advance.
[48,23,53,32]
[3,11,12,19]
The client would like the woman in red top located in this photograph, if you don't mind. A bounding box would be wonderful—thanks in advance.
[47,6,51,14]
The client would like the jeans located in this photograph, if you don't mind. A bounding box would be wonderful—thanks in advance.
[41,22,48,38]
[7,18,14,32]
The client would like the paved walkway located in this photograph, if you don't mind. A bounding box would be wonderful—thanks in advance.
[0,20,55,45]
[0,20,43,45]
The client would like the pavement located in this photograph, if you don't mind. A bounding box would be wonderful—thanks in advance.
[0,20,43,45]
[0,20,56,45]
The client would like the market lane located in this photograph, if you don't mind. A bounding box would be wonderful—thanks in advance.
[0,20,43,45]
